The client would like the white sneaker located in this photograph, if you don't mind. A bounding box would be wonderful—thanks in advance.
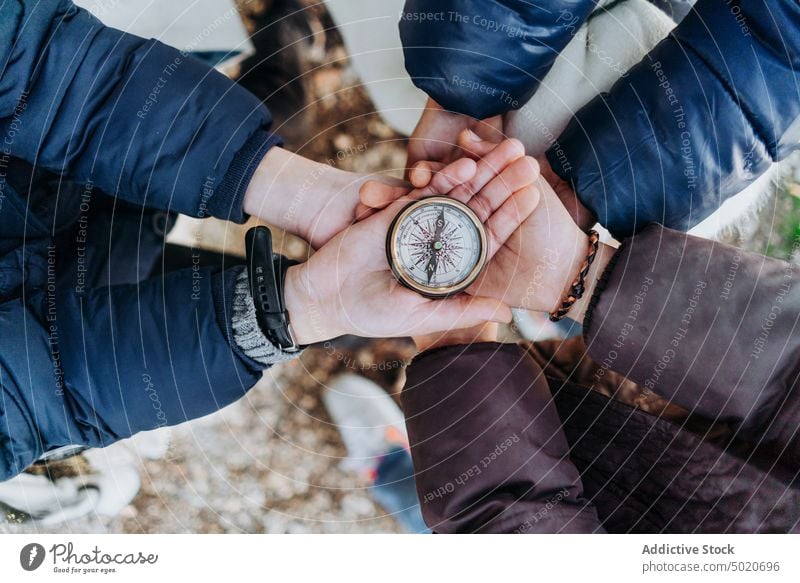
[323,374,409,477]
[0,428,170,525]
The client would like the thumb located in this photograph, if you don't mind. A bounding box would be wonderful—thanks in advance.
[424,294,512,332]
[457,128,499,160]
[411,157,477,197]
[359,181,410,210]
[474,115,505,143]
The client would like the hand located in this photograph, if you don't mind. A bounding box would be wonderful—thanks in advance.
[406,98,504,174]
[393,132,566,312]
[243,147,477,249]
[466,144,615,320]
[359,135,546,320]
[282,183,535,344]
[360,136,531,225]
[406,132,587,314]
[469,172,588,314]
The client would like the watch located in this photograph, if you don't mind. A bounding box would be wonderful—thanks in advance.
[245,226,302,352]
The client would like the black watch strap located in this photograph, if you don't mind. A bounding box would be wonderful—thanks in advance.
[245,226,301,352]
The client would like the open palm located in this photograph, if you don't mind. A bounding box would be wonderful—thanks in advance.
[469,175,587,313]
[288,185,536,343]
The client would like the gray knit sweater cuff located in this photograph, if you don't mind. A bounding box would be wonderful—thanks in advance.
[232,269,302,367]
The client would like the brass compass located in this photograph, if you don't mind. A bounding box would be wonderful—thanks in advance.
[386,197,488,298]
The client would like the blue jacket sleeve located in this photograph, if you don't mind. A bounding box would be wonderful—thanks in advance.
[0,1,280,223]
[0,267,263,480]
[546,0,800,238]
[400,0,597,119]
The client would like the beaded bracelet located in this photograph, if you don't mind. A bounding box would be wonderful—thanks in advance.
[549,229,600,322]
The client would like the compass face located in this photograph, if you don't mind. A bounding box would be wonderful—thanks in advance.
[386,197,487,298]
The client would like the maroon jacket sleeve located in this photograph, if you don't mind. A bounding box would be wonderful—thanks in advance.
[584,224,800,459]
[403,342,603,533]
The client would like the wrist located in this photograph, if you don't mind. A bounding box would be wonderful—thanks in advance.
[283,264,338,345]
[231,269,300,366]
[573,201,597,232]
[567,242,616,324]
[544,232,591,315]
[540,157,597,231]
[243,147,284,220]
[425,97,445,114]
[243,147,355,244]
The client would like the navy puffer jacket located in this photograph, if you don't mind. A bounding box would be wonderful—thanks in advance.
[0,1,279,479]
[400,0,800,237]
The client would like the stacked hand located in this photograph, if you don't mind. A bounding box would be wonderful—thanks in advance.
[406,105,618,311]
[244,103,607,347]
[408,98,597,229]
[282,136,541,344]
[406,98,505,172]
[391,123,613,351]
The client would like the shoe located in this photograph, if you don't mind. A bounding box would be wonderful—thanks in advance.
[0,428,170,525]
[0,450,141,526]
[323,374,429,533]
[323,374,408,478]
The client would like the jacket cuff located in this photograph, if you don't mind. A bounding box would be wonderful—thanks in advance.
[399,0,595,120]
[209,130,283,224]
[404,342,600,533]
[213,266,271,372]
[584,224,800,439]
[544,0,796,238]
[0,382,40,479]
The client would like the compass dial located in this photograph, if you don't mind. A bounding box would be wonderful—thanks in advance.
[386,197,488,298]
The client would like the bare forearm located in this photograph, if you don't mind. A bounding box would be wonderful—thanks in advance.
[243,147,356,244]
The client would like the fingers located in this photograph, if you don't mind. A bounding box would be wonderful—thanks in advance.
[456,129,498,160]
[469,156,540,222]
[408,161,440,189]
[455,115,505,160]
[416,294,512,333]
[411,157,477,196]
[484,183,540,258]
[355,202,377,220]
[360,157,479,216]
[356,186,425,224]
[449,137,526,207]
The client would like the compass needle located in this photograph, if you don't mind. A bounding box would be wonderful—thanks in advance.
[387,197,487,298]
